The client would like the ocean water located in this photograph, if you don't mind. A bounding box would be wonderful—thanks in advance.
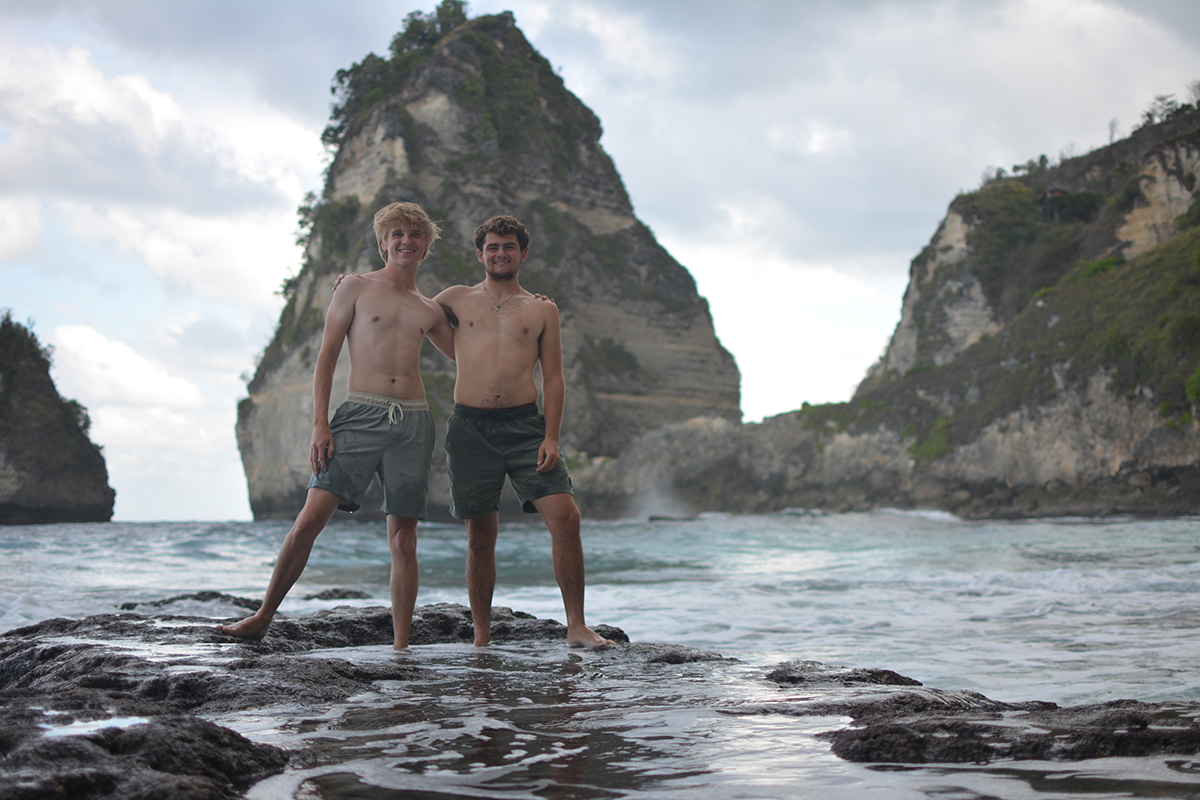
[3,509,1199,798]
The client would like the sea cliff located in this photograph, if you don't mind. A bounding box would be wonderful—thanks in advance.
[237,10,739,520]
[574,109,1200,519]
[237,5,1200,521]
[0,311,114,524]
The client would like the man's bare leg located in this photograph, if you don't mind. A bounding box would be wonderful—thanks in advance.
[217,487,343,639]
[388,514,419,649]
[465,512,499,646]
[532,494,614,647]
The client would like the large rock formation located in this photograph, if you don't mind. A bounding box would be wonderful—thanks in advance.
[0,311,114,524]
[237,9,739,520]
[575,109,1200,519]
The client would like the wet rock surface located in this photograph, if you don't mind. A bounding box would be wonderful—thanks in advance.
[1,599,1198,798]
[759,660,1200,764]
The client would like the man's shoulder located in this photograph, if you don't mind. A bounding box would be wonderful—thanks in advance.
[335,271,381,296]
[520,291,560,320]
[434,283,477,304]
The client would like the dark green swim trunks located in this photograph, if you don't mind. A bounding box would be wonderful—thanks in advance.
[444,403,573,519]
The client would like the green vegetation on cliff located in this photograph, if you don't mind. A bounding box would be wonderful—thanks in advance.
[805,108,1200,463]
[323,0,469,147]
[249,4,714,410]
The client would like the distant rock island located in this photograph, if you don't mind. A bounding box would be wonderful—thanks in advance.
[0,311,114,524]
[238,3,1200,520]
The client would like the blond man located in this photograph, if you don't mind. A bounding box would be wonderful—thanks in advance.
[218,202,454,649]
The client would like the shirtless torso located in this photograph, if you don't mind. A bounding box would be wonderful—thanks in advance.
[217,210,454,650]
[311,227,454,473]
[432,223,612,648]
[434,230,565,470]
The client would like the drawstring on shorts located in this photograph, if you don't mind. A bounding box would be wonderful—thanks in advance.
[345,392,430,426]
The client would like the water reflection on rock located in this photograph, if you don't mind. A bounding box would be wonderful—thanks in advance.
[1,597,1199,799]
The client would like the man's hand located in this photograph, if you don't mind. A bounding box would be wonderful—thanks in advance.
[311,422,336,474]
[536,438,560,473]
[532,293,556,305]
[332,273,350,294]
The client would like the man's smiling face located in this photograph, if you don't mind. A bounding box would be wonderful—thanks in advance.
[478,231,527,281]
[386,225,427,266]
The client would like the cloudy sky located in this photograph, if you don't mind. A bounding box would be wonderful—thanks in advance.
[2,0,1198,521]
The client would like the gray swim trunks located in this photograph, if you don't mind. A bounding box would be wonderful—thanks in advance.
[445,403,573,519]
[309,392,434,518]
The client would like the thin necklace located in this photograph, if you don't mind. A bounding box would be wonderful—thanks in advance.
[483,285,518,311]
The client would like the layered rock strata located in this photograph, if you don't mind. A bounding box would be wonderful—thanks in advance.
[576,112,1200,519]
[237,12,739,520]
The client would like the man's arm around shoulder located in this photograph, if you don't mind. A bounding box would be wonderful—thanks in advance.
[425,296,456,361]
[432,285,465,330]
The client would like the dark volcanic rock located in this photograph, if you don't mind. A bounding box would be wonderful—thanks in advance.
[0,706,286,800]
[0,601,631,799]
[3,600,1198,799]
[759,663,1200,765]
[120,591,262,612]
[822,700,1200,764]
[766,659,923,687]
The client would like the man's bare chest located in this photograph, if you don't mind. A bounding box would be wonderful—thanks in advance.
[353,295,434,335]
[458,305,541,345]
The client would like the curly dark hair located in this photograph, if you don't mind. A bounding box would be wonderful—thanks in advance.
[474,215,530,252]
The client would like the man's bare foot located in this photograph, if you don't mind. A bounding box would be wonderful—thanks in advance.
[473,631,491,647]
[215,614,271,639]
[567,624,615,648]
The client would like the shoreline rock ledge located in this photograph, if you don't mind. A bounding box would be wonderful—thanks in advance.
[1,597,1198,799]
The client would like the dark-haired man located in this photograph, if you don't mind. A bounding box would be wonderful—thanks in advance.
[434,215,613,647]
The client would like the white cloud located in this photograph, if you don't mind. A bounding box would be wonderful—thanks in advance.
[562,2,675,82]
[766,122,853,156]
[54,200,300,309]
[45,323,251,520]
[0,196,39,261]
[0,40,183,143]
[661,233,907,421]
[0,35,318,311]
[47,324,204,408]
[0,35,294,212]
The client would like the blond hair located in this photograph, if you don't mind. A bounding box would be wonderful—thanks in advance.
[373,202,441,263]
